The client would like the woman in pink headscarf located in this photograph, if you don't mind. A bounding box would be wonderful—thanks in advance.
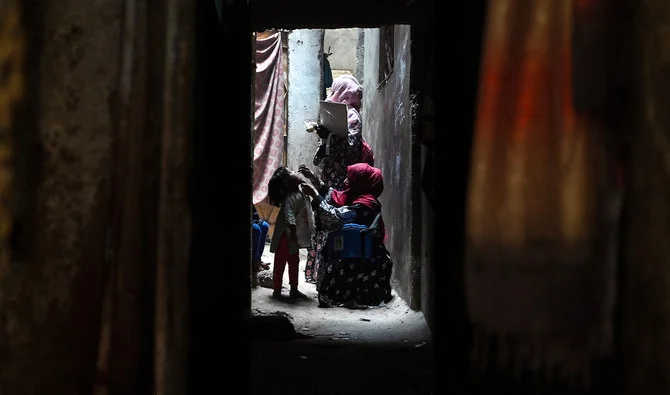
[305,75,375,283]
[313,74,375,188]
[299,163,393,308]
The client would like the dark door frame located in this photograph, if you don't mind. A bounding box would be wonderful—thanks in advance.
[189,1,488,394]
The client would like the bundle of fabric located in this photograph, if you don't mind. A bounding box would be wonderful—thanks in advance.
[465,0,619,388]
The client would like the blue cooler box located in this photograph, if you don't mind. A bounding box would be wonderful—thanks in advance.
[326,223,375,259]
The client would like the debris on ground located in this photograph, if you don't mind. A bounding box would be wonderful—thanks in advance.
[250,314,314,341]
[257,270,274,288]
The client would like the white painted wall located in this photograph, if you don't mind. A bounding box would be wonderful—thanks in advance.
[286,29,323,173]
[286,28,365,176]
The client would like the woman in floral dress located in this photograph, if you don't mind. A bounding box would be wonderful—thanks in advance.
[304,75,374,283]
[299,163,393,308]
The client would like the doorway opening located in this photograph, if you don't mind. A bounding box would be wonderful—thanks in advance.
[191,1,481,393]
[249,25,431,347]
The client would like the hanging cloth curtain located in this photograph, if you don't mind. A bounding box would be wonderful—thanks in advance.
[253,31,286,205]
[465,0,616,387]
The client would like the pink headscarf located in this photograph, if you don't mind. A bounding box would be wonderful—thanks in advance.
[325,75,375,166]
[331,163,383,209]
[325,75,362,112]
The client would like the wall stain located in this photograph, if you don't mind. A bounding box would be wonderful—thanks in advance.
[0,2,122,393]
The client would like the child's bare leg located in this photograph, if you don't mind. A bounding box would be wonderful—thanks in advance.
[272,236,289,297]
[288,253,307,299]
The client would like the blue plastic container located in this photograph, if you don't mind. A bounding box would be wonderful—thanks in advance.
[326,223,375,259]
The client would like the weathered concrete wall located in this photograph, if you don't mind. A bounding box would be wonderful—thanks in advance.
[419,143,435,327]
[0,1,122,393]
[362,25,419,309]
[354,29,365,85]
[414,28,436,334]
[324,28,359,71]
[286,29,322,175]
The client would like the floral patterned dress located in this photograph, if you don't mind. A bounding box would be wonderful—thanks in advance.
[304,120,359,282]
[304,110,375,283]
[315,131,363,190]
[310,189,393,308]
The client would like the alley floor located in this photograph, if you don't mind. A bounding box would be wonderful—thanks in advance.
[250,241,435,394]
[251,241,432,344]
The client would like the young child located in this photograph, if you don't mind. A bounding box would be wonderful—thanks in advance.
[267,166,315,299]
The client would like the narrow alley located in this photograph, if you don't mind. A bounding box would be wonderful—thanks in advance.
[249,241,434,394]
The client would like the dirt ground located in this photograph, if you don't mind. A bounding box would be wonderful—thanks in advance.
[251,242,433,345]
[250,242,435,395]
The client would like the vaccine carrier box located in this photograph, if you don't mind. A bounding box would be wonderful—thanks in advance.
[326,223,375,259]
